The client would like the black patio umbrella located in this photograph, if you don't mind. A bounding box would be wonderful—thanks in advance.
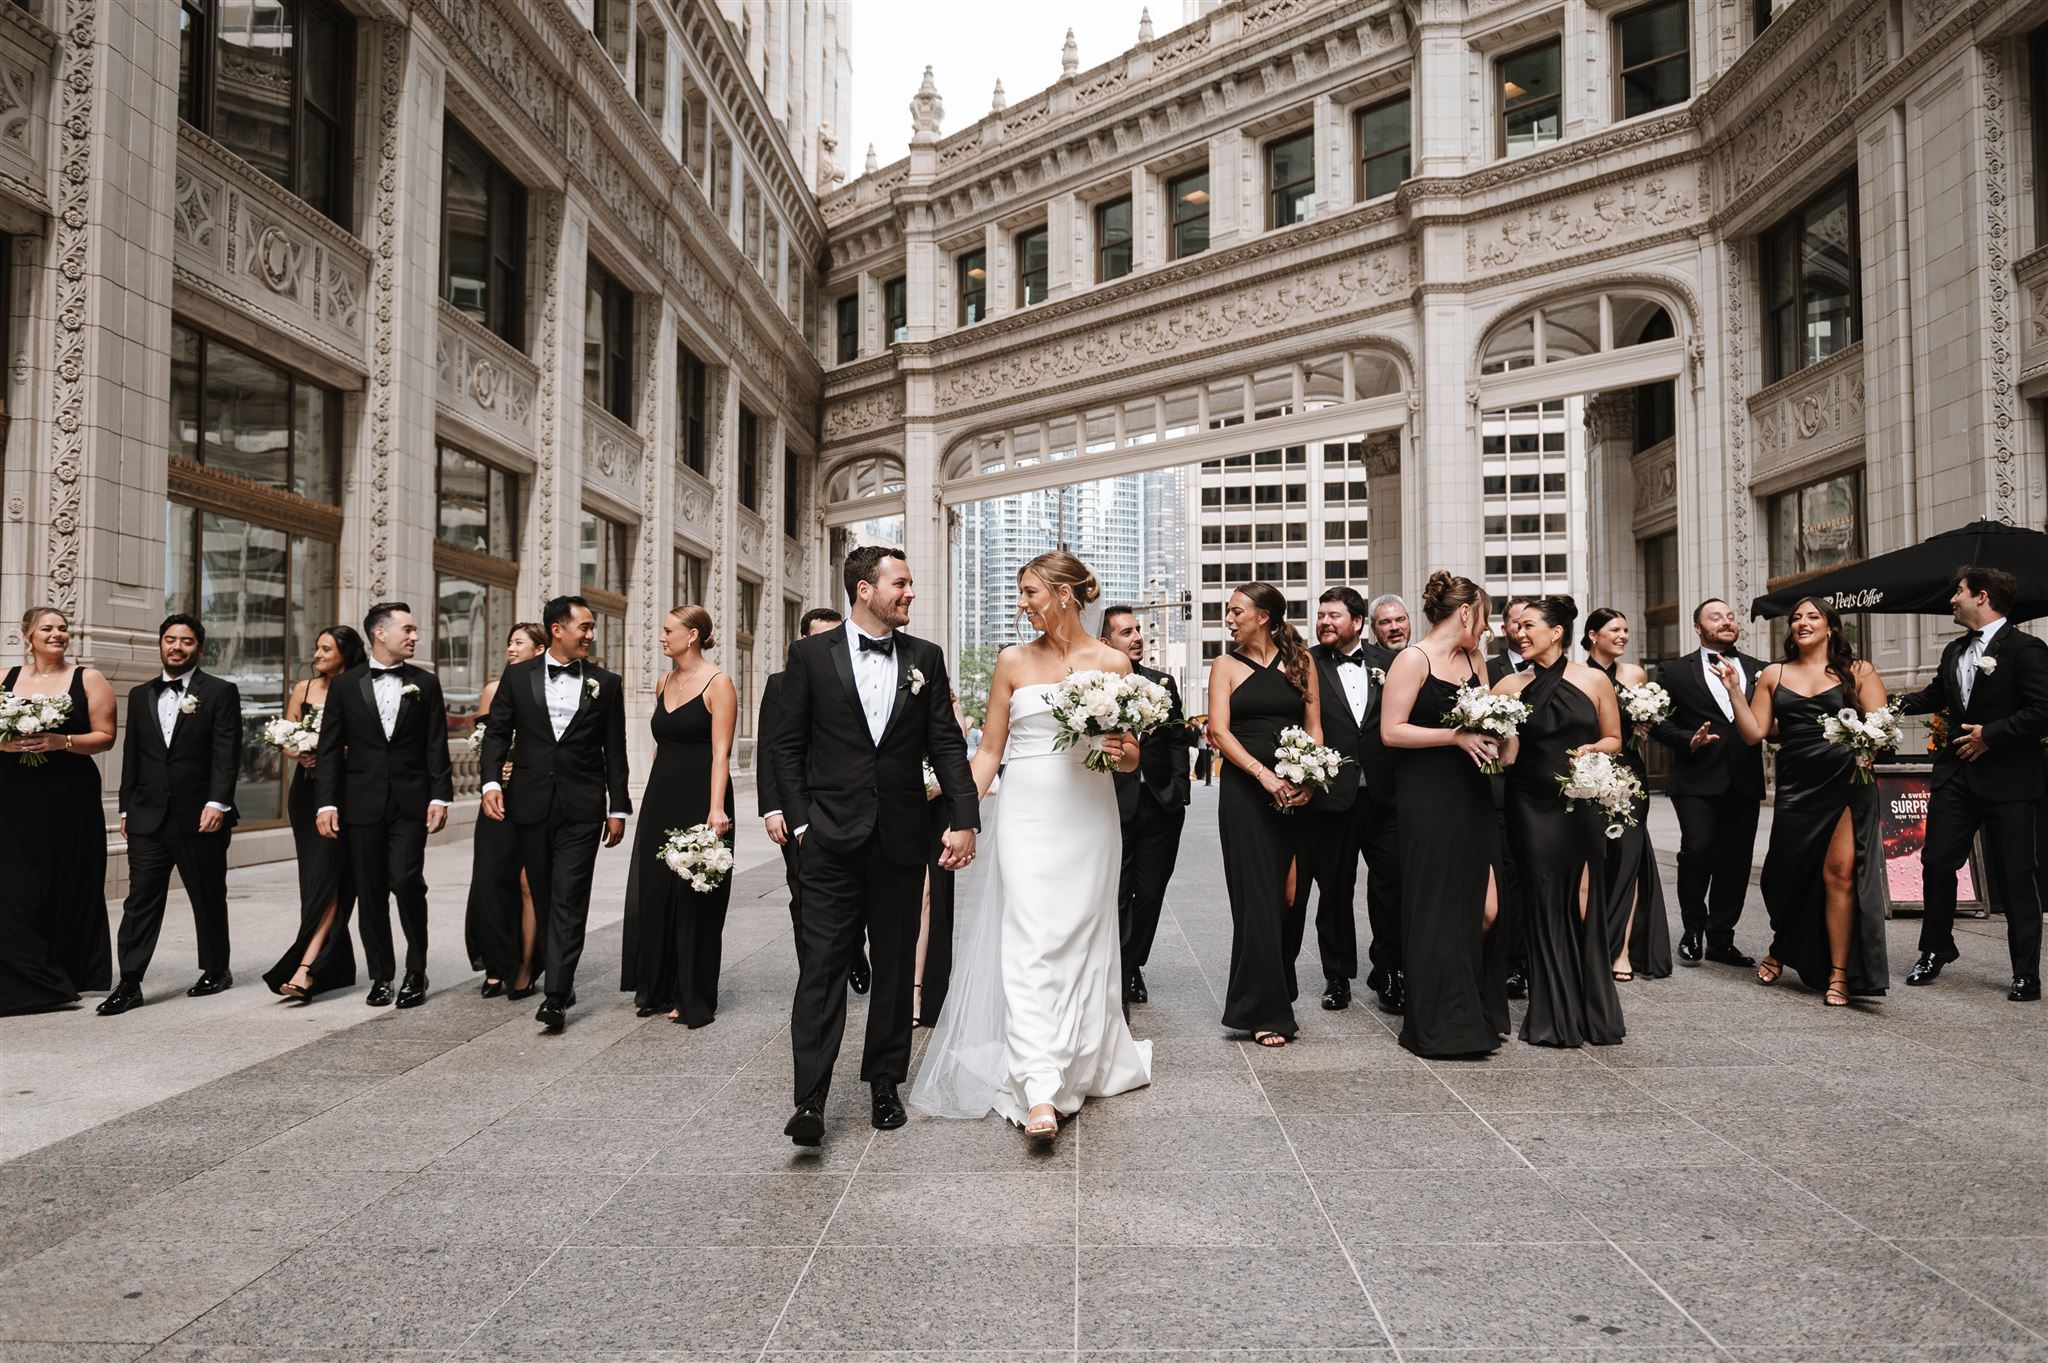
[1750,520,2048,623]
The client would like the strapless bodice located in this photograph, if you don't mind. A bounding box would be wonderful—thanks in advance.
[1004,686,1075,763]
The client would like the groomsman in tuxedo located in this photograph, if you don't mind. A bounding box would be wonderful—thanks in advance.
[314,603,453,1009]
[1650,598,1763,968]
[759,605,871,988]
[1101,605,1189,1004]
[1293,587,1402,1012]
[770,546,977,1144]
[1368,593,1411,650]
[101,614,241,1014]
[480,595,632,1033]
[1893,566,2048,999]
[1487,596,1534,997]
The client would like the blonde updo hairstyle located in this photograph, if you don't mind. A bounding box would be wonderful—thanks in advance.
[20,605,67,655]
[1420,572,1493,643]
[1018,550,1101,616]
[667,604,716,654]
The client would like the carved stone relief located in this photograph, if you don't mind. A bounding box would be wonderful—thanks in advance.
[1631,441,1678,530]
[1982,42,2021,523]
[435,302,539,451]
[581,403,644,511]
[1465,177,1697,273]
[822,388,905,441]
[43,0,92,616]
[1750,348,1866,485]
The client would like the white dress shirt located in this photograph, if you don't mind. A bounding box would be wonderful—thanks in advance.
[127,672,231,819]
[1332,650,1372,725]
[848,623,898,746]
[481,652,625,819]
[1703,650,1743,722]
[1959,616,2006,708]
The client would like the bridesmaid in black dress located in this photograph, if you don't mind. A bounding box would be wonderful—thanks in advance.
[621,604,737,1026]
[0,607,116,1012]
[263,626,364,1000]
[1380,572,1507,1058]
[466,621,548,998]
[1583,609,1673,980]
[1494,597,1626,1047]
[1716,596,1889,1003]
[1209,581,1320,1047]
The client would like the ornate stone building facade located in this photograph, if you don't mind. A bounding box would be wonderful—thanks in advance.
[817,0,2047,709]
[0,0,838,867]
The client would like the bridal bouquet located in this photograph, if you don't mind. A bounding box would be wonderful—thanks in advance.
[1048,669,1175,772]
[0,687,73,767]
[1615,681,1672,751]
[465,720,488,753]
[1824,705,1902,784]
[1270,726,1348,813]
[1443,684,1531,776]
[922,758,941,800]
[657,823,735,893]
[260,710,321,758]
[1556,749,1644,839]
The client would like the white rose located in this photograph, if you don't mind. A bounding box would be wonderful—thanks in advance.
[1978,656,1999,675]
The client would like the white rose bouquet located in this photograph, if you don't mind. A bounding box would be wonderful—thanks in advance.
[1048,669,1175,772]
[658,823,736,893]
[1614,681,1672,751]
[1443,684,1532,776]
[1269,725,1349,814]
[260,709,321,758]
[0,687,73,767]
[1556,749,1645,839]
[1822,705,1901,785]
[922,758,941,800]
[465,720,488,754]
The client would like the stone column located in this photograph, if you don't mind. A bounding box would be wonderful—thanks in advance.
[1047,191,1078,299]
[1314,93,1347,216]
[1207,130,1246,248]
[1583,394,1638,620]
[535,194,590,601]
[1413,7,1468,178]
[1363,431,1405,606]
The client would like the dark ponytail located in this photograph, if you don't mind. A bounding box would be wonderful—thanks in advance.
[1237,581,1313,696]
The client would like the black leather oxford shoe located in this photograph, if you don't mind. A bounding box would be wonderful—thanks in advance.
[870,1082,907,1130]
[364,980,393,1007]
[2011,977,2041,1002]
[535,996,566,1033]
[1906,948,1959,986]
[1125,967,1148,1004]
[186,971,233,997]
[848,963,871,995]
[785,1101,826,1147]
[95,981,143,1016]
[1704,945,1756,969]
[395,972,428,1009]
[1321,979,1351,1011]
[1504,971,1528,1000]
[1677,931,1704,965]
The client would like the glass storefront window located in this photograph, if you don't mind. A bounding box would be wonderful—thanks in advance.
[173,323,340,501]
[436,446,519,559]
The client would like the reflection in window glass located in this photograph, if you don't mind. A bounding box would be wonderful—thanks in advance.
[1357,96,1411,199]
[1168,169,1209,259]
[1500,43,1562,156]
[1762,176,1861,383]
[1616,0,1690,119]
[1266,131,1314,227]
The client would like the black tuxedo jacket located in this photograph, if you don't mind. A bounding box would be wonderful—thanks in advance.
[1486,650,1533,686]
[478,656,632,825]
[756,668,791,819]
[766,624,976,867]
[1305,640,1397,813]
[313,662,454,824]
[1651,647,1767,800]
[119,670,241,836]
[1113,664,1190,820]
[1897,622,2048,801]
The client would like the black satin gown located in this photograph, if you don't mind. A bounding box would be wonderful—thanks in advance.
[1392,651,1507,1057]
[262,705,358,997]
[1218,649,1304,1040]
[0,666,110,1012]
[1507,663,1624,1047]
[1758,681,1889,995]
[1597,662,1673,979]
[464,722,534,986]
[620,683,736,1025]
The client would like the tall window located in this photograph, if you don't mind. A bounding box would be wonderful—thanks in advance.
[441,119,527,348]
[1265,129,1314,228]
[1095,197,1133,281]
[884,276,908,342]
[735,579,760,738]
[1761,176,1861,383]
[957,249,986,325]
[1499,42,1563,156]
[1356,95,1411,200]
[678,344,708,474]
[835,292,859,364]
[179,0,355,225]
[2034,27,2048,243]
[1016,225,1049,305]
[584,258,634,422]
[674,546,707,606]
[578,509,631,668]
[166,324,342,826]
[1640,530,1680,665]
[1616,0,1690,119]
[434,446,520,743]
[738,405,761,511]
[1168,169,1209,259]
[1766,466,1867,649]
[783,446,801,538]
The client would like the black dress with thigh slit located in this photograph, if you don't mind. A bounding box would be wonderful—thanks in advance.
[263,705,358,997]
[1218,650,1305,1040]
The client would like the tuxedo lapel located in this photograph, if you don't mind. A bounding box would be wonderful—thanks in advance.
[166,671,199,751]
[528,656,549,727]
[878,637,915,746]
[137,684,168,756]
[825,626,867,741]
[358,668,387,747]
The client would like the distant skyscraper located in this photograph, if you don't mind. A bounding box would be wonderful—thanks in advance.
[954,476,1146,653]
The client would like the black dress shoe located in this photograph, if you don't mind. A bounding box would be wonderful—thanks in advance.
[1125,967,1148,1004]
[870,1082,907,1131]
[785,1101,826,1147]
[480,979,505,998]
[535,996,566,1033]
[1678,931,1704,965]
[1364,967,1385,995]
[395,972,428,1009]
[848,963,871,995]
[1906,947,1959,986]
[1704,945,1755,968]
[365,980,393,1007]
[1377,971,1405,1015]
[2011,977,2041,1002]
[1320,979,1351,1011]
[186,971,232,997]
[1504,971,1528,1000]
[95,981,143,1016]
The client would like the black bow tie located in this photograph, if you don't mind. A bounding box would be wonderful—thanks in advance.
[1963,630,1984,646]
[1337,652,1368,667]
[858,633,896,657]
[156,676,186,694]
[548,662,581,681]
[370,665,403,678]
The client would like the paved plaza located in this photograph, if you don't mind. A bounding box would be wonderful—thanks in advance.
[4,788,2048,1361]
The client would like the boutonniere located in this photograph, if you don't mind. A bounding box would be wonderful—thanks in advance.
[400,683,421,699]
[1977,655,1999,676]
[585,677,600,699]
[178,693,199,715]
[906,666,926,695]
[1368,667,1387,686]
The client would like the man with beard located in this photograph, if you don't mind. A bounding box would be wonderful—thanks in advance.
[1368,593,1411,651]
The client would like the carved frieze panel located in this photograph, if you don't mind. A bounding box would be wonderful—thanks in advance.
[581,401,644,513]
[1631,439,1678,532]
[822,387,906,443]
[2016,249,2048,385]
[0,40,43,193]
[1748,345,1865,486]
[1720,37,1868,212]
[675,466,715,538]
[435,301,538,452]
[1465,175,1698,274]
[737,508,766,571]
[173,128,371,368]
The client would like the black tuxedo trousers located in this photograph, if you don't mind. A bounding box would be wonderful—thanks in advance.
[518,818,603,997]
[1921,778,2042,978]
[1289,800,1401,989]
[790,829,923,1103]
[117,823,231,981]
[1118,795,1185,972]
[353,817,431,978]
[1671,791,1760,948]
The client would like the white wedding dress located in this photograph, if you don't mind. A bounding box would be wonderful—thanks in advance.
[911,684,1153,1124]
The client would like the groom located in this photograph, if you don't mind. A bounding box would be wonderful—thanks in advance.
[771,546,977,1144]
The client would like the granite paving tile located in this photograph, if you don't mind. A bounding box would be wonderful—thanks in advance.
[1355,1242,1706,1351]
[427,1117,685,1175]
[1278,1113,1522,1171]
[1488,1110,1744,1169]
[1435,1069,1666,1115]
[465,1246,805,1353]
[1316,1167,1598,1245]
[1893,1237,2048,1337]
[0,1232,295,1345]
[767,1247,1072,1351]
[829,1171,1071,1247]
[1781,1162,2048,1239]
[1257,1070,1467,1116]
[0,1166,188,1271]
[328,1169,625,1246]
[1076,1245,1390,1350]
[570,1172,846,1247]
[1075,1110,1294,1171]
[1545,1164,1864,1242]
[1080,1170,1331,1247]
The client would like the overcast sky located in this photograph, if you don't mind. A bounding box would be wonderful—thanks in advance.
[845,1,1181,171]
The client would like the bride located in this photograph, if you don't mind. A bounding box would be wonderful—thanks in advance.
[910,550,1154,1140]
